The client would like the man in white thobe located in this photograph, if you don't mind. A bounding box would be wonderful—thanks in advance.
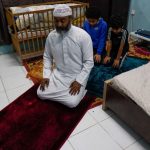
[37,4,94,108]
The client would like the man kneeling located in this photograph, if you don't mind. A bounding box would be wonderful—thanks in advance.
[37,4,94,108]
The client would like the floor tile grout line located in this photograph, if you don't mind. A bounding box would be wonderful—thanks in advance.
[0,76,11,103]
[123,140,137,150]
[0,70,29,80]
[97,121,135,150]
[68,140,76,150]
[123,137,145,150]
[0,80,33,103]
[69,123,98,138]
[69,107,115,138]
[87,111,100,123]
[0,74,33,92]
[88,108,113,123]
[98,122,124,149]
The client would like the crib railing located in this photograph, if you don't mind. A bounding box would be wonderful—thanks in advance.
[5,0,88,61]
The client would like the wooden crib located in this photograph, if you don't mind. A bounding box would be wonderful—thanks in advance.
[5,0,88,61]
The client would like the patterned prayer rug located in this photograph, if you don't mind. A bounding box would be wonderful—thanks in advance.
[128,38,150,60]
[0,84,96,150]
[23,57,43,84]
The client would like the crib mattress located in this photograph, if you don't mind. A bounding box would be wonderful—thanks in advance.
[111,62,150,116]
[10,3,85,31]
[17,29,52,40]
[10,3,84,14]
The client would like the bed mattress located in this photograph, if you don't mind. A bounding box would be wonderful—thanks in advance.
[111,62,150,116]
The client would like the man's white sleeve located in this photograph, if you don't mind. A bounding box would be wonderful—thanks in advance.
[76,34,94,85]
[43,36,53,78]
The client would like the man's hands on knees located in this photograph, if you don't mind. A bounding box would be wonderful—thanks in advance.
[69,81,81,95]
[40,78,49,91]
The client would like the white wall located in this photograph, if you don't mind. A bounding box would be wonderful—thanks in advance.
[127,0,150,32]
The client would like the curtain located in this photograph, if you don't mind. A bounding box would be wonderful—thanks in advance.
[0,0,10,44]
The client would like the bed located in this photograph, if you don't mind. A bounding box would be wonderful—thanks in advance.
[102,62,150,143]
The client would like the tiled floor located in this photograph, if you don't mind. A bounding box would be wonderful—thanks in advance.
[0,53,150,150]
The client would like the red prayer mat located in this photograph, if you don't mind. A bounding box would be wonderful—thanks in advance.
[0,84,97,150]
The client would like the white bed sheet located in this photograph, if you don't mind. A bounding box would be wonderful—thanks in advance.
[111,62,150,116]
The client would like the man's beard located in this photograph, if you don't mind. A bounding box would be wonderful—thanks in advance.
[55,23,71,33]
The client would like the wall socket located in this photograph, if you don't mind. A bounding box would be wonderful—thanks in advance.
[131,9,135,15]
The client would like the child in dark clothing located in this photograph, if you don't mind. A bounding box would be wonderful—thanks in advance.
[103,15,129,68]
[83,7,107,65]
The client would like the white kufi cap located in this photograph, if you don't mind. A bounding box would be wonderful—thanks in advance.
[53,4,72,17]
